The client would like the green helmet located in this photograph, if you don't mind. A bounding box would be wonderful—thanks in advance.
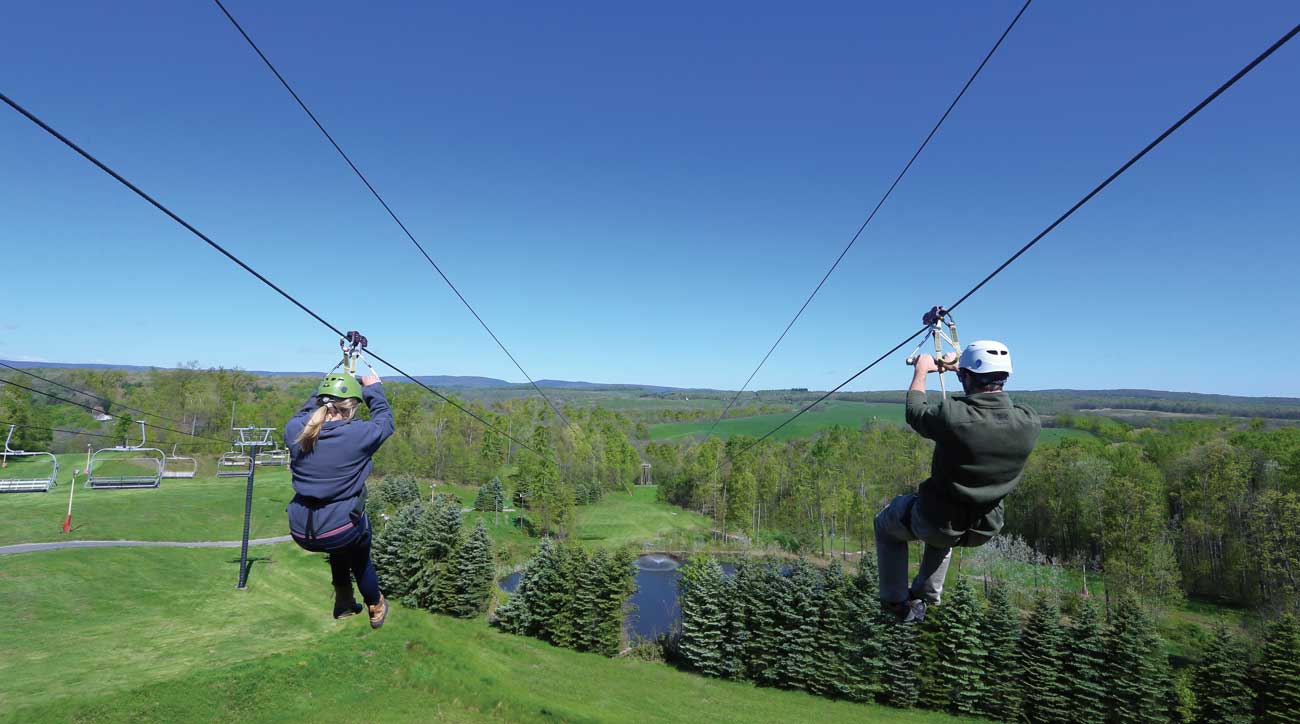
[317,373,364,401]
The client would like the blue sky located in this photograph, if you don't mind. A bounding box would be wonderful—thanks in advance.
[2,1,1297,396]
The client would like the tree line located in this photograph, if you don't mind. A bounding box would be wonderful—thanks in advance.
[675,554,1300,723]
[647,412,1300,611]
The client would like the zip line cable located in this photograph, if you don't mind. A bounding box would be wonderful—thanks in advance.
[704,0,1033,437]
[0,360,185,426]
[723,21,1300,465]
[0,378,231,445]
[211,0,572,429]
[0,92,543,458]
[0,421,119,441]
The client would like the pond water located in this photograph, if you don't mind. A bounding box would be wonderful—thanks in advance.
[497,554,742,641]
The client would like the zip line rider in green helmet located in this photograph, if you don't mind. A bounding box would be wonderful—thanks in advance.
[285,361,394,629]
[875,339,1040,623]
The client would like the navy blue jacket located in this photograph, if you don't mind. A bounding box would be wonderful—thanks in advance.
[284,383,394,545]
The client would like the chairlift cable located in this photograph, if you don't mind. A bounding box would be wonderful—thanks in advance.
[705,0,1033,438]
[0,378,231,445]
[0,361,185,425]
[0,92,543,457]
[0,421,120,440]
[211,0,573,429]
[724,21,1300,466]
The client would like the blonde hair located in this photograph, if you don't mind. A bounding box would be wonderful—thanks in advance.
[296,396,361,453]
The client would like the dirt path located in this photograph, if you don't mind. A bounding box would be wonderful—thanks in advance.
[0,535,293,556]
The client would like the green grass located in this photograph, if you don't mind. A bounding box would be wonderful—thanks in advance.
[1,455,293,546]
[649,402,908,441]
[649,401,1094,445]
[1,544,967,724]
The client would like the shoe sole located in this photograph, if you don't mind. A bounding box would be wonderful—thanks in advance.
[369,600,388,629]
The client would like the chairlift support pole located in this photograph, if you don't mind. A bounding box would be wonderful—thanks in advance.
[233,426,273,589]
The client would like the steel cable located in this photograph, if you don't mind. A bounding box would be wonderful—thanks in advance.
[705,0,1034,437]
[211,0,571,428]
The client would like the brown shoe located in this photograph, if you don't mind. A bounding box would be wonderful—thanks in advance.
[368,595,389,629]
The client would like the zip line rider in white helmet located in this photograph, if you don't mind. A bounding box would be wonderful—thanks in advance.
[875,339,1040,623]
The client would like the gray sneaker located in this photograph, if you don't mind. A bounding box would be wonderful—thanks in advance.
[885,599,927,623]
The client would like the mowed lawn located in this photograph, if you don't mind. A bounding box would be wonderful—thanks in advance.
[649,402,908,441]
[649,401,1092,444]
[1,455,294,546]
[1,544,969,724]
[435,484,712,563]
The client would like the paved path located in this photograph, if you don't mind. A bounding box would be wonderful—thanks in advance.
[0,535,293,556]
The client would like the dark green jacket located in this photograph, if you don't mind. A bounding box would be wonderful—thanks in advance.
[905,390,1040,544]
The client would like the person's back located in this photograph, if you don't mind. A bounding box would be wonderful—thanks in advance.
[906,387,1039,544]
[876,340,1039,622]
[284,371,395,628]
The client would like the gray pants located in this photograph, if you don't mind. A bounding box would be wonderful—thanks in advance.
[874,493,962,605]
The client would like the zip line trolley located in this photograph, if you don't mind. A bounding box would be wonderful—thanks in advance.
[86,421,164,489]
[905,305,962,398]
[0,424,59,493]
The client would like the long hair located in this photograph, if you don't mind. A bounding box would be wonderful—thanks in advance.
[296,396,361,453]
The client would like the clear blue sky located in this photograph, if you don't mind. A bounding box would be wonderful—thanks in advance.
[2,1,1297,396]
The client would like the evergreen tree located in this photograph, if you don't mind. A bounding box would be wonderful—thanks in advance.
[774,560,820,691]
[849,557,886,701]
[1065,596,1107,724]
[445,520,494,618]
[573,549,604,652]
[516,537,564,639]
[546,544,585,649]
[718,573,747,681]
[383,474,421,508]
[490,476,506,511]
[410,495,461,611]
[1253,613,1300,724]
[678,556,727,676]
[808,561,855,699]
[371,502,424,600]
[1019,592,1070,724]
[739,562,783,687]
[927,577,985,716]
[593,548,636,657]
[1104,592,1168,724]
[1191,624,1251,724]
[979,581,1023,722]
[879,620,921,709]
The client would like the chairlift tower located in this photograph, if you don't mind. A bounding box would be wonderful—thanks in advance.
[232,426,273,590]
[641,463,652,486]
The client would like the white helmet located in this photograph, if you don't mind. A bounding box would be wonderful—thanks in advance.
[959,340,1013,375]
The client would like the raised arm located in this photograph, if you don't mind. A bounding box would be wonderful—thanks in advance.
[905,354,947,440]
[358,379,395,454]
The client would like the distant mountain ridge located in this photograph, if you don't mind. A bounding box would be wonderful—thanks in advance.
[0,359,683,392]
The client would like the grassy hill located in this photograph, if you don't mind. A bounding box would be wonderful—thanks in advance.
[648,401,1092,444]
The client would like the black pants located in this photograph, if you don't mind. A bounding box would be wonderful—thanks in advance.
[326,522,382,606]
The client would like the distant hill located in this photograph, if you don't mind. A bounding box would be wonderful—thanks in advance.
[0,359,679,392]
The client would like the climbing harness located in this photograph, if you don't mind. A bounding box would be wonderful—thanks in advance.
[905,306,962,398]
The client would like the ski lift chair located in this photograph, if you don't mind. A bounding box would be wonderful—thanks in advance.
[217,450,252,478]
[256,442,290,467]
[87,421,164,489]
[0,425,59,493]
[161,443,198,479]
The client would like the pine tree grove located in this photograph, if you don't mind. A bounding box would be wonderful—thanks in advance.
[1253,612,1300,724]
